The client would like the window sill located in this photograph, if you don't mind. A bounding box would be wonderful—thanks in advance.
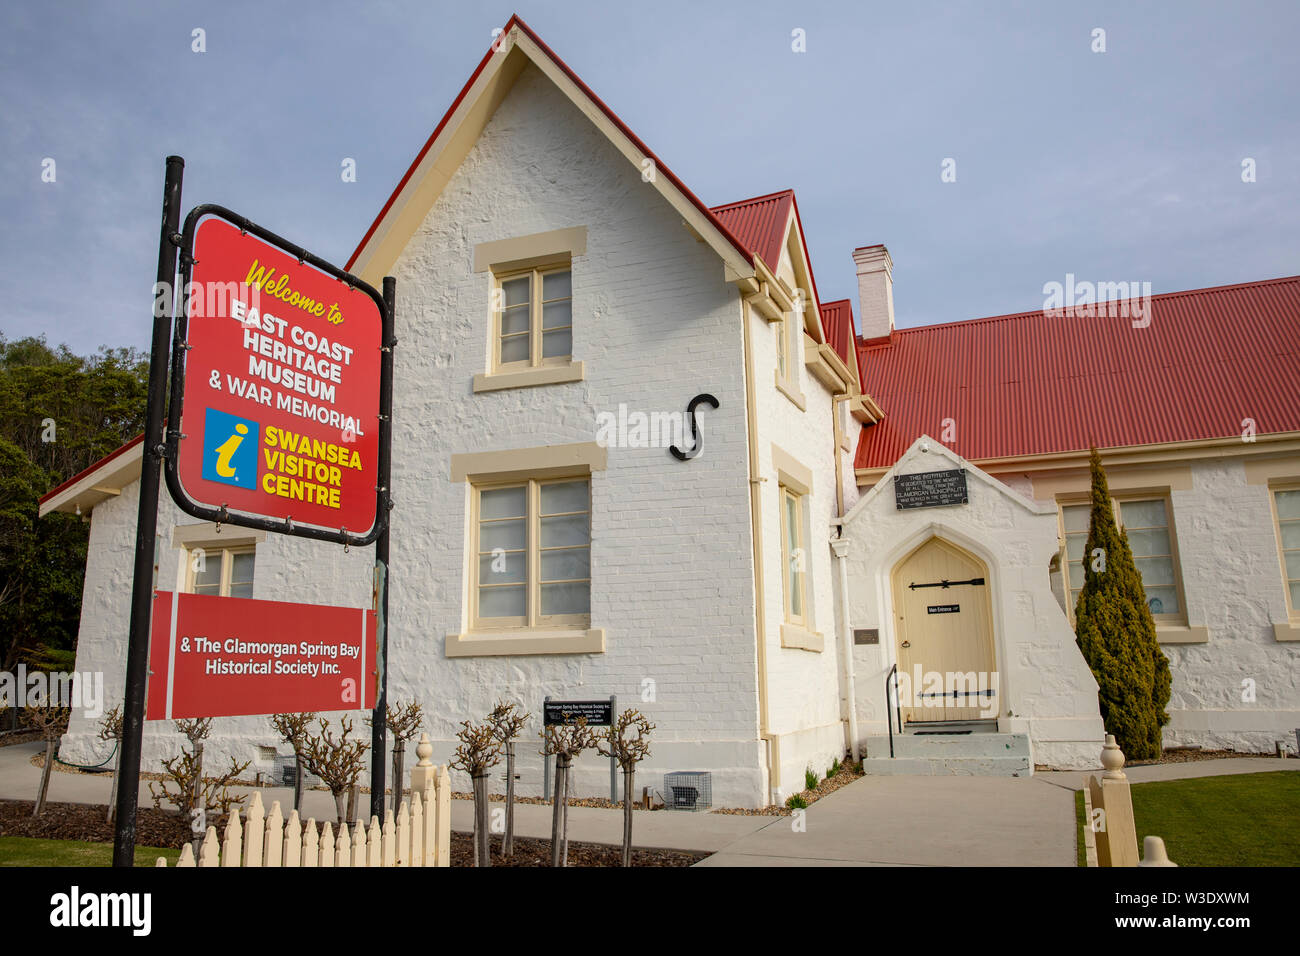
[445,627,604,657]
[1273,622,1300,642]
[774,371,806,411]
[473,361,584,393]
[1155,625,1208,645]
[780,623,823,652]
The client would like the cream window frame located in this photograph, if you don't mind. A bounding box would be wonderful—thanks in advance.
[779,485,809,629]
[492,264,573,373]
[1271,484,1300,621]
[469,476,591,633]
[184,544,256,599]
[1057,493,1187,626]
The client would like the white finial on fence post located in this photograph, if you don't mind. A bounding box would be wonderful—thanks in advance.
[410,733,436,794]
[1101,734,1126,779]
[1138,835,1177,867]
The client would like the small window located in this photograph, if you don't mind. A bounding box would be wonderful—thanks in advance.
[473,476,591,629]
[780,486,807,626]
[186,545,256,599]
[776,317,788,379]
[1274,488,1300,617]
[494,266,572,371]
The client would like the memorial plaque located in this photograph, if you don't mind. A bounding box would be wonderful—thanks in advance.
[853,628,879,645]
[894,468,968,510]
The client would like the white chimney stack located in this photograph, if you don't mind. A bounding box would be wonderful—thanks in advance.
[853,244,894,340]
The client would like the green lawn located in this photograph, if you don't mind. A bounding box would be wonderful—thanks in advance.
[0,836,181,867]
[1075,771,1300,866]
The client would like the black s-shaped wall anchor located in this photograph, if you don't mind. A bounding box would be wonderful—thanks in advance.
[670,393,719,461]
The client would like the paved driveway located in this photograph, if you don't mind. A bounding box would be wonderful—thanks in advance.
[696,774,1077,866]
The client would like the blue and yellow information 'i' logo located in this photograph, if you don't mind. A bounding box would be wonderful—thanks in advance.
[202,408,259,489]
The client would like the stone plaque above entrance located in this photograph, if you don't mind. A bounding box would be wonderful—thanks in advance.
[893,468,969,510]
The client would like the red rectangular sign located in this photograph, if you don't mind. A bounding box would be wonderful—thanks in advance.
[146,590,376,720]
[174,215,384,537]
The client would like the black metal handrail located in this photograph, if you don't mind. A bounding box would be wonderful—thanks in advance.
[885,663,898,758]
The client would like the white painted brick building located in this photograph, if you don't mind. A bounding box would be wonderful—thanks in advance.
[45,17,1300,806]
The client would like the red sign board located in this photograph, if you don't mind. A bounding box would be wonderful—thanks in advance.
[146,590,376,720]
[173,215,384,538]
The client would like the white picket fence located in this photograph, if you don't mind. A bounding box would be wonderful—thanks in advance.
[158,741,451,868]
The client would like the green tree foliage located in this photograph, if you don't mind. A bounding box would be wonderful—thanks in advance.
[1073,447,1172,760]
[0,335,148,672]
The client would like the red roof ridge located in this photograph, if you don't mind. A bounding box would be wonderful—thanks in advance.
[865,274,1300,343]
[709,189,796,211]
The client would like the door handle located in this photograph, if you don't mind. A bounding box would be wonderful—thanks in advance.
[901,640,911,648]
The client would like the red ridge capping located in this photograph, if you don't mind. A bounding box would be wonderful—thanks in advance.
[853,275,1300,470]
[346,14,756,273]
[39,432,144,505]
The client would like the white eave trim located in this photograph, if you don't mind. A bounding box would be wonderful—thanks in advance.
[38,442,143,518]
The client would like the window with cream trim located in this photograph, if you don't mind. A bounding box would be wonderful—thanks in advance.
[779,485,808,626]
[1060,495,1184,622]
[472,477,591,629]
[185,545,256,599]
[494,266,572,371]
[1274,487,1300,618]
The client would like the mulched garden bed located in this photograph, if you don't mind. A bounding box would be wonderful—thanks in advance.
[0,800,189,849]
[449,832,703,867]
[0,799,704,866]
[713,758,865,816]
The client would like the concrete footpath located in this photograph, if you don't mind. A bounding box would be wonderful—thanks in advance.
[3,741,1294,864]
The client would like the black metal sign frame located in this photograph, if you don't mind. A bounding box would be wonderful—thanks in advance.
[163,203,394,548]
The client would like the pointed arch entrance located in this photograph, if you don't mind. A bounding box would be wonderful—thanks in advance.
[890,536,997,725]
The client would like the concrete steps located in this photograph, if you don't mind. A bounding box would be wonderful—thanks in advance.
[860,732,1031,777]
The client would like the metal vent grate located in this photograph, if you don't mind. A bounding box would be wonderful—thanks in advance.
[663,771,712,811]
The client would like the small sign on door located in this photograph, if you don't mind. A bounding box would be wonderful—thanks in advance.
[927,604,960,614]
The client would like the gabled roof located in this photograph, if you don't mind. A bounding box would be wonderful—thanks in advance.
[818,298,859,377]
[854,275,1300,471]
[346,14,758,286]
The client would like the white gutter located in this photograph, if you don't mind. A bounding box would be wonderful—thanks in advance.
[830,537,860,762]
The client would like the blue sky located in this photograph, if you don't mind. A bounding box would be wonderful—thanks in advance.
[2,0,1297,354]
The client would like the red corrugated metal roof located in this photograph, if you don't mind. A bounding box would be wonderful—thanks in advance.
[854,276,1300,470]
[710,191,794,277]
[819,298,858,372]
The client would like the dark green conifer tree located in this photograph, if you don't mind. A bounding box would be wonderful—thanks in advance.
[1073,447,1171,759]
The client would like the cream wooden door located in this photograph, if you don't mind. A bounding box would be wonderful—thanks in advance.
[891,538,996,724]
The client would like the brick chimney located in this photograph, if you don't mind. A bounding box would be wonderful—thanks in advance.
[853,245,894,340]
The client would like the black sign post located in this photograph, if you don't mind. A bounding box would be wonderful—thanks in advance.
[113,155,185,868]
[894,468,969,510]
[542,695,617,802]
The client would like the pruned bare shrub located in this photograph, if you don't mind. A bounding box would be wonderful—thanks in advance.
[270,712,315,812]
[301,715,369,825]
[488,701,529,857]
[23,699,69,817]
[450,717,502,867]
[598,709,655,866]
[540,714,599,867]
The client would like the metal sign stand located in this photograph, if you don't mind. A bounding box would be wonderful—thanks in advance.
[541,694,617,803]
[112,156,397,865]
